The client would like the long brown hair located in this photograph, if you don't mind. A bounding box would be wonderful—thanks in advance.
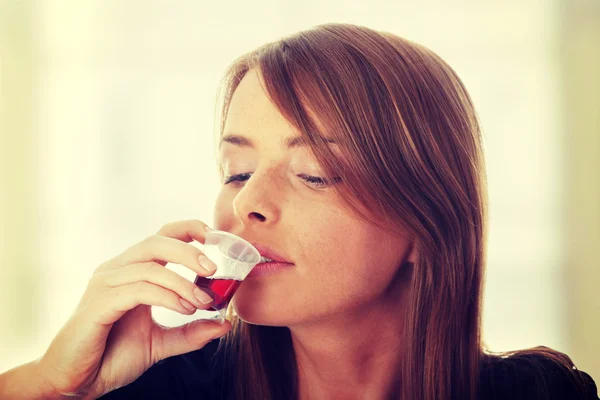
[213,23,588,400]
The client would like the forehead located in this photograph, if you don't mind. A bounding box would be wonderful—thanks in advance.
[220,69,344,162]
[223,69,299,145]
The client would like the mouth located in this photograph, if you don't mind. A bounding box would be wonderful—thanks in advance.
[247,243,294,278]
[251,243,293,265]
[248,260,294,278]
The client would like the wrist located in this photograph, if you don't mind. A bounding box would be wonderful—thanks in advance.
[0,359,75,400]
[30,359,79,400]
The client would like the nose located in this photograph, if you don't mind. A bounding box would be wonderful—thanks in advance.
[232,171,281,226]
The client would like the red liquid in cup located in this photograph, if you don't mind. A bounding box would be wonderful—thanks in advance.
[194,275,242,312]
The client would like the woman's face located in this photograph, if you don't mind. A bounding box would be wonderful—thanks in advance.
[214,69,415,326]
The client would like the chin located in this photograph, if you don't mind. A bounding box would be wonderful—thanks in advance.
[231,294,341,328]
[231,295,288,326]
[230,278,347,327]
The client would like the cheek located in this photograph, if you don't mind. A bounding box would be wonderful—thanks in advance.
[304,221,406,293]
[300,219,373,281]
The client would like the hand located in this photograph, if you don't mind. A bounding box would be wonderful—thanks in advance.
[37,219,231,398]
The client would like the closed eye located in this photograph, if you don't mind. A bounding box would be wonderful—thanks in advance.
[224,173,341,189]
[224,173,252,185]
[296,174,342,189]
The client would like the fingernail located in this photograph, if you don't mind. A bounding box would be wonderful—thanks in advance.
[194,287,214,305]
[198,255,218,272]
[204,225,213,232]
[179,298,197,312]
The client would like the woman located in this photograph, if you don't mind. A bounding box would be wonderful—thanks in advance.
[0,23,597,400]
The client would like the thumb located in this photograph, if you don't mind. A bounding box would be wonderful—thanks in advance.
[154,319,232,362]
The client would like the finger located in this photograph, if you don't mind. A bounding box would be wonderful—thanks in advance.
[156,219,212,243]
[92,281,198,326]
[99,262,214,309]
[107,234,218,277]
[153,319,232,362]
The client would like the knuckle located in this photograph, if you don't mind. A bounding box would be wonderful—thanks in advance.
[187,219,205,231]
[137,236,161,259]
[163,269,190,295]
[121,281,145,298]
[87,273,104,290]
[86,272,111,294]
[156,221,177,235]
[164,289,180,305]
[144,261,164,273]
[133,280,147,291]
[92,265,104,277]
[93,257,117,274]
[156,219,206,238]
[142,234,159,246]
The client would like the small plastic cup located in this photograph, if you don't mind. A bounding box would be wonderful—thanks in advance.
[194,230,261,323]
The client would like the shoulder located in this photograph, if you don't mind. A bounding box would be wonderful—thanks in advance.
[98,339,227,400]
[479,346,598,400]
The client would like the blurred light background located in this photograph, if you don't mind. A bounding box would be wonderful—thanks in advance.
[1,0,598,381]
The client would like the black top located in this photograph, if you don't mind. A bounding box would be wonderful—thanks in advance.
[99,340,598,400]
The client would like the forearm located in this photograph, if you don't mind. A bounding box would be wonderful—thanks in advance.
[0,360,80,400]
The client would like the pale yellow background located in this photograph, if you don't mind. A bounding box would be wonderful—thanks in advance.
[1,0,598,382]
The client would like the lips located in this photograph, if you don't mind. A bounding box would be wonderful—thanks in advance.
[250,243,293,264]
[244,243,294,278]
[247,261,293,278]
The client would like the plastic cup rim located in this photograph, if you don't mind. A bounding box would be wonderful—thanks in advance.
[205,229,261,264]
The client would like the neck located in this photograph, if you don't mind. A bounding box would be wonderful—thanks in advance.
[291,292,407,400]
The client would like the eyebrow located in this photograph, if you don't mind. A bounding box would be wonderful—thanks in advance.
[220,133,337,149]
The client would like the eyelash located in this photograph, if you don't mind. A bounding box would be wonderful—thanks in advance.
[224,173,342,189]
